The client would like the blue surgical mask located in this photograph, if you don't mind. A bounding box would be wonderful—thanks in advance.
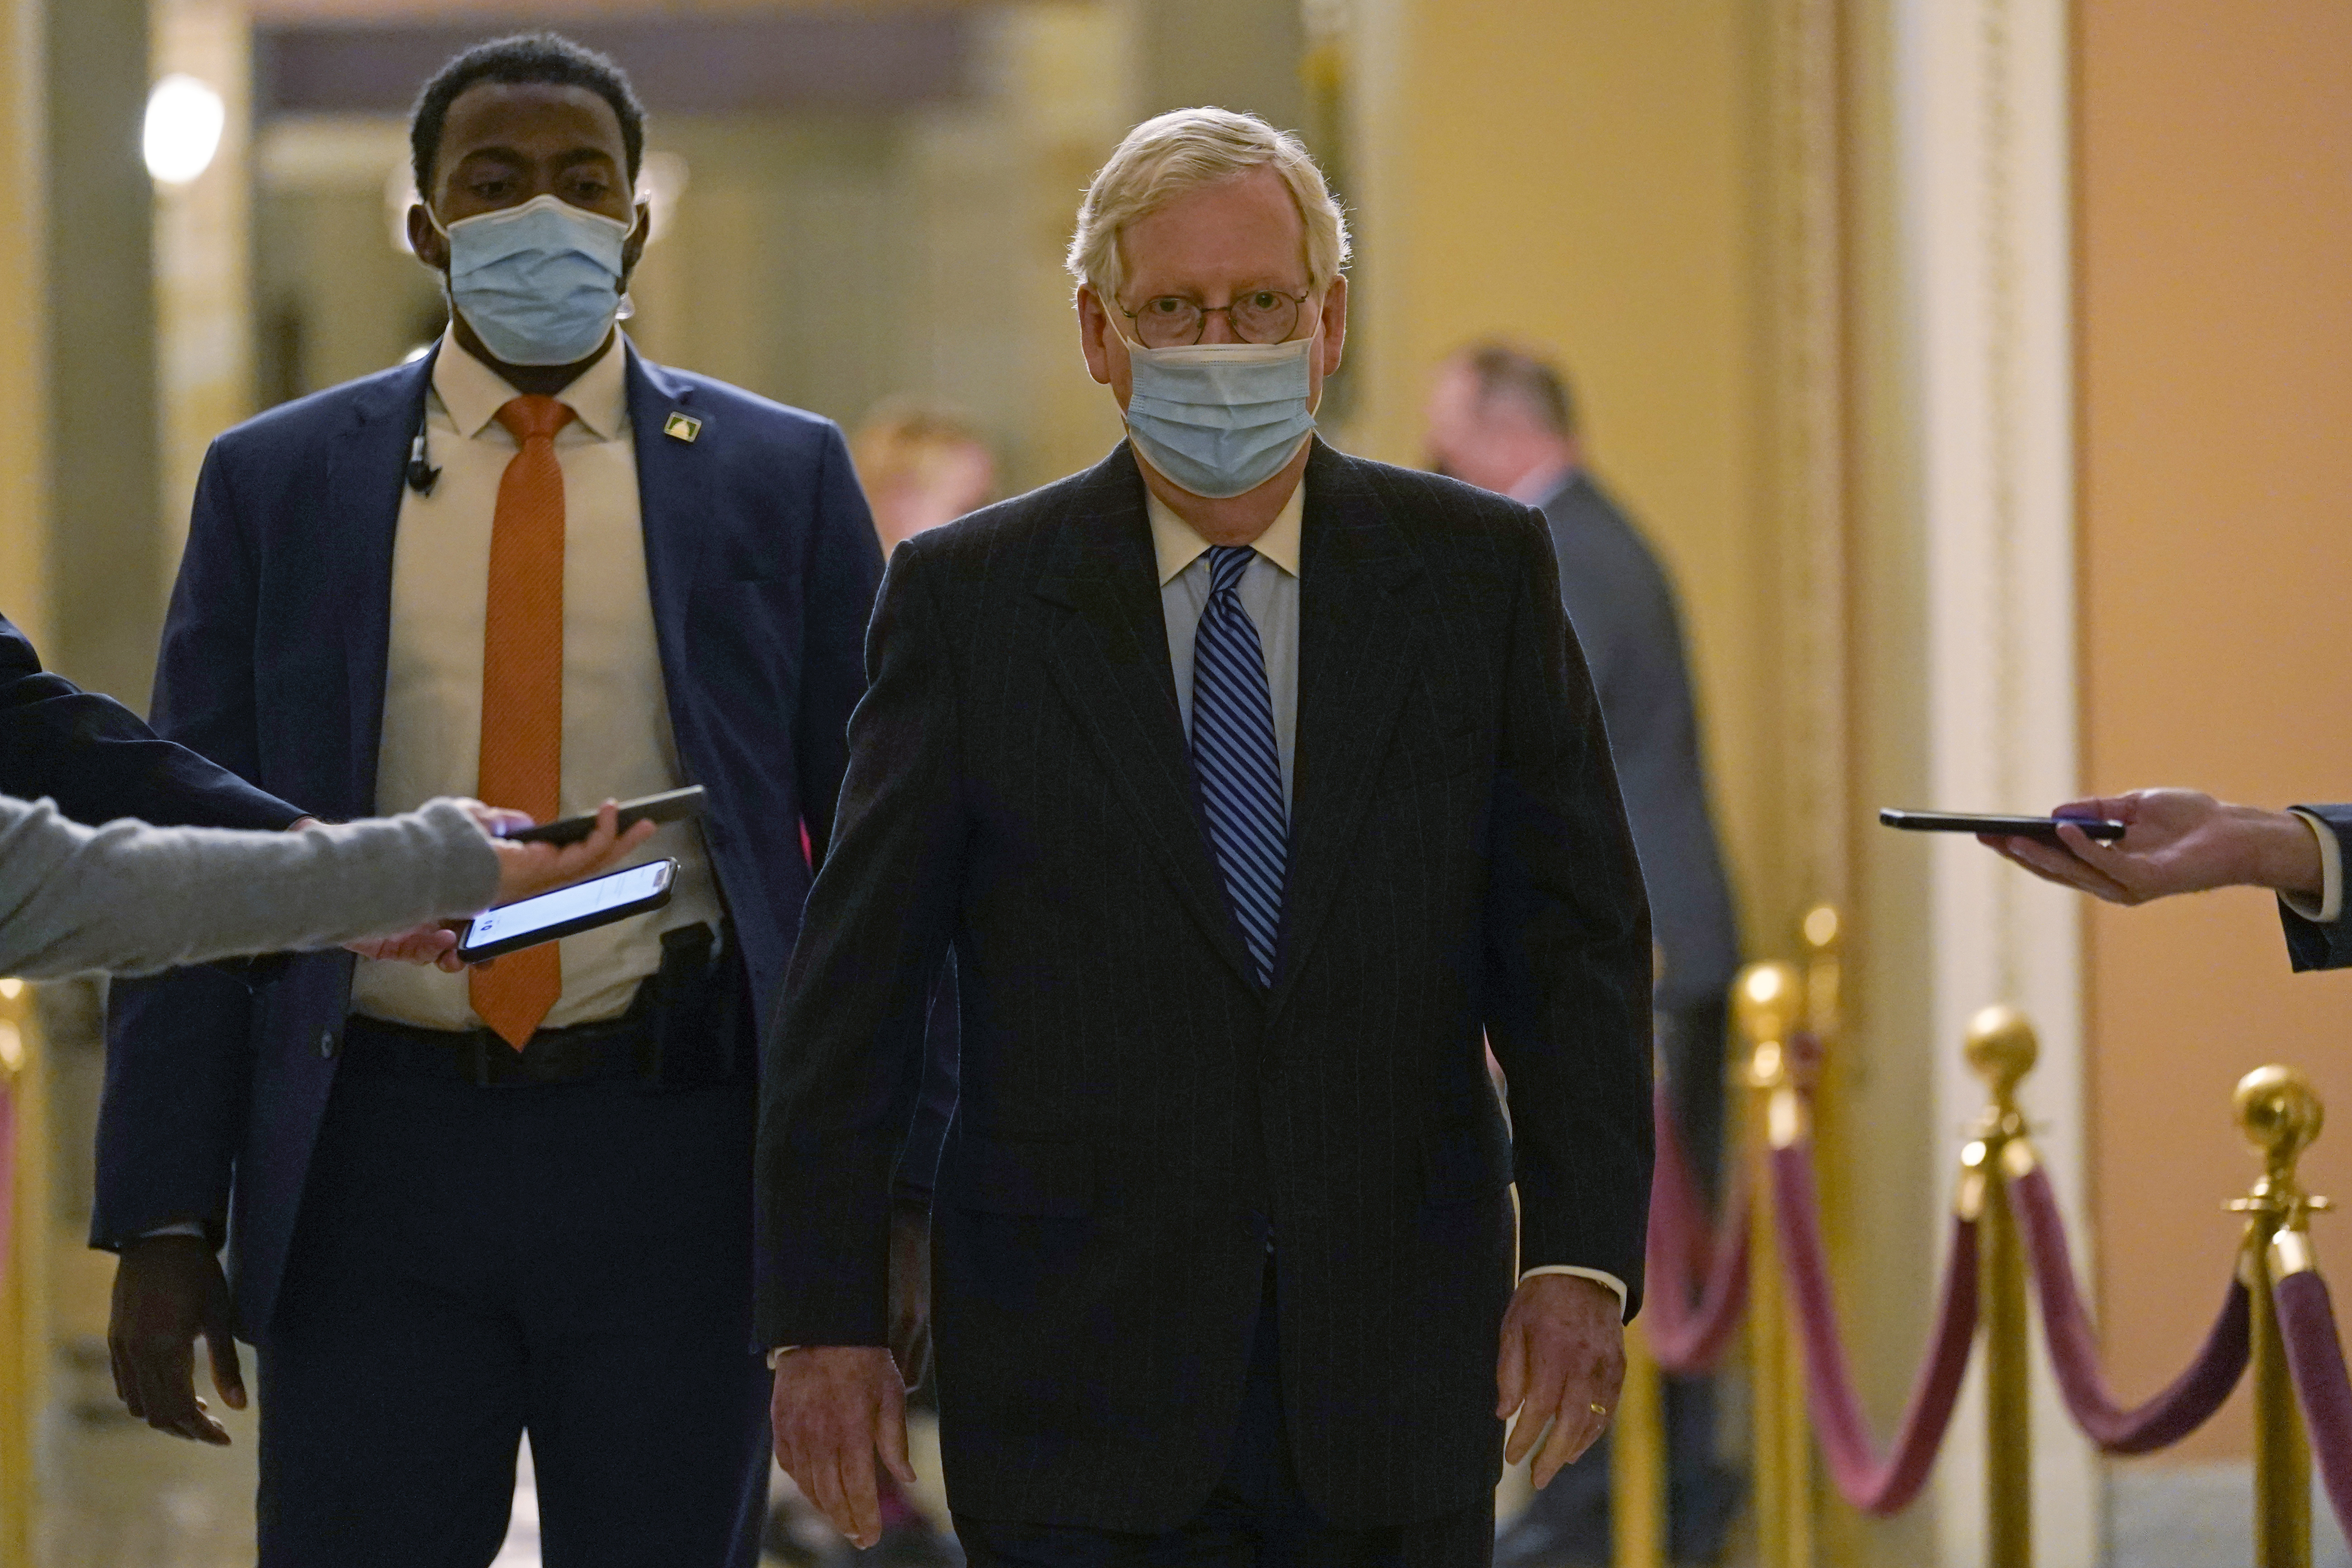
[433,194,633,367]
[1123,336,1317,499]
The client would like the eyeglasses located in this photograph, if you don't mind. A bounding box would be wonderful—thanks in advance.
[1119,289,1312,349]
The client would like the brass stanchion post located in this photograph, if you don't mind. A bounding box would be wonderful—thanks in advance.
[2233,1066,2328,1568]
[0,977,39,1568]
[1962,1007,2036,1568]
[1739,962,1811,1568]
[1611,1319,1665,1568]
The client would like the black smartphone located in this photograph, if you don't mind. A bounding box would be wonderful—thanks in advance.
[1879,809,2127,843]
[456,859,678,962]
[500,786,707,847]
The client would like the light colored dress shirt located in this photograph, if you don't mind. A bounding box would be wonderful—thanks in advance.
[1143,479,1629,1317]
[2286,811,2343,923]
[350,332,721,1032]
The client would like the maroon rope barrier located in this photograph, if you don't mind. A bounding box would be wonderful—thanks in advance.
[1770,1142,1979,1514]
[2006,1165,2249,1452]
[2271,1270,2352,1546]
[1643,1086,1750,1374]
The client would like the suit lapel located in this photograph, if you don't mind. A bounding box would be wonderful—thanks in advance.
[1268,442,1425,1019]
[326,353,433,819]
[1035,445,1261,993]
[624,348,712,711]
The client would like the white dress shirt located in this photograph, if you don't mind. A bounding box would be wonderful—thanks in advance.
[1144,480,1629,1317]
[2286,811,2343,923]
[350,332,722,1032]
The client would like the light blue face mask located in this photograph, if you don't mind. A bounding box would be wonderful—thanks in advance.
[434,194,634,367]
[1123,336,1317,499]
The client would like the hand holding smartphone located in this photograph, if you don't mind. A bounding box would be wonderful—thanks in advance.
[457,858,678,962]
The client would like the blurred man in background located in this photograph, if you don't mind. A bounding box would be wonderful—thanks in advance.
[95,34,907,1568]
[852,399,999,554]
[1426,343,1743,1567]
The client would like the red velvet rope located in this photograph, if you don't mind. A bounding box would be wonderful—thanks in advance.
[2271,1270,2352,1545]
[2005,1164,2249,1452]
[1643,1085,1751,1375]
[1770,1142,1980,1514]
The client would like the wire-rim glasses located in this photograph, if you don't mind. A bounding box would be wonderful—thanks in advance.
[1120,289,1312,349]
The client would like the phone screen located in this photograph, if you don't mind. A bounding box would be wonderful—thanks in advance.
[463,861,672,952]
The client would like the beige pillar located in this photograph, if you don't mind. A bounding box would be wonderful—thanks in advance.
[43,0,160,701]
[151,0,251,599]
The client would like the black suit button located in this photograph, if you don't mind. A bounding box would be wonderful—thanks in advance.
[319,1029,337,1059]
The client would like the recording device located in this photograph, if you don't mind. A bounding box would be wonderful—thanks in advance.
[456,858,677,962]
[501,786,708,847]
[1879,809,2128,843]
[406,419,440,496]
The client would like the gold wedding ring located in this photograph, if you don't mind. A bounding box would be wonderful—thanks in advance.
[1590,1403,1609,1417]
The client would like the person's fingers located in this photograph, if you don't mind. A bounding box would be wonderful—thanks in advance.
[1495,1312,1528,1420]
[843,1438,883,1549]
[805,1454,851,1543]
[1991,835,2134,902]
[878,1377,916,1488]
[1532,1402,1600,1488]
[1504,1349,1565,1467]
[203,1322,246,1412]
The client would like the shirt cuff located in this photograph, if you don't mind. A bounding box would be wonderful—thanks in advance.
[138,1222,208,1240]
[2286,811,2343,923]
[1520,1264,1631,1320]
[767,1346,800,1369]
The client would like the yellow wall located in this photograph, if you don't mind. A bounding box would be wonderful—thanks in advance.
[2080,0,2352,1460]
[1350,0,1779,943]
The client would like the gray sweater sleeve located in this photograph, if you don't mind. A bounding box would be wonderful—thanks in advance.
[0,795,502,981]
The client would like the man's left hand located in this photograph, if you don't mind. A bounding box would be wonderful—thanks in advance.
[1497,1272,1624,1488]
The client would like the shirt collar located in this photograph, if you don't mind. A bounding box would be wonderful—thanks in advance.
[1145,479,1306,587]
[1505,460,1578,507]
[431,327,631,442]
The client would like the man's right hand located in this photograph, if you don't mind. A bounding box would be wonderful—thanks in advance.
[109,1235,244,1445]
[1980,789,2324,906]
[770,1346,915,1549]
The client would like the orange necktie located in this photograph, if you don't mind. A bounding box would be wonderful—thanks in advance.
[471,394,574,1048]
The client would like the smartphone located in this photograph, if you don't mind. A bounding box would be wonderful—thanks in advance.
[456,859,678,962]
[1879,809,2127,843]
[500,786,707,847]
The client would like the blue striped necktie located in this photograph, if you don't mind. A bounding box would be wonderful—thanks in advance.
[1190,545,1288,986]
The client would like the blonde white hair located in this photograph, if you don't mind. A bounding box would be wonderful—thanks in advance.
[1066,106,1350,307]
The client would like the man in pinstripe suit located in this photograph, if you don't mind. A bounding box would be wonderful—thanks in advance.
[757,109,1655,1567]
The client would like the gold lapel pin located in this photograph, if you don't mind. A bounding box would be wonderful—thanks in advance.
[663,412,702,444]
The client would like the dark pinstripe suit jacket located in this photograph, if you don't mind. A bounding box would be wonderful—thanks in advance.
[755,440,1652,1532]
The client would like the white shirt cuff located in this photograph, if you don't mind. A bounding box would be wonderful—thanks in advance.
[2286,811,2343,923]
[1520,1264,1631,1320]
[138,1222,208,1240]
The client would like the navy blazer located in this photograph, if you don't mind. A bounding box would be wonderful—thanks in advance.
[0,612,300,831]
[94,345,886,1338]
[2282,803,2352,971]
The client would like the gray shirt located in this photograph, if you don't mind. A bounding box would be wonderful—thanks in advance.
[1147,484,1303,812]
[0,795,501,981]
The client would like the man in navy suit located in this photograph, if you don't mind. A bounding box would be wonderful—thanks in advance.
[0,611,301,831]
[1985,789,2352,970]
[96,35,897,1566]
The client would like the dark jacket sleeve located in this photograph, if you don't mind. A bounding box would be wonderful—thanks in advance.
[757,538,964,1347]
[794,425,886,865]
[90,443,276,1248]
[2281,804,2352,972]
[0,612,303,832]
[1480,512,1656,1316]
